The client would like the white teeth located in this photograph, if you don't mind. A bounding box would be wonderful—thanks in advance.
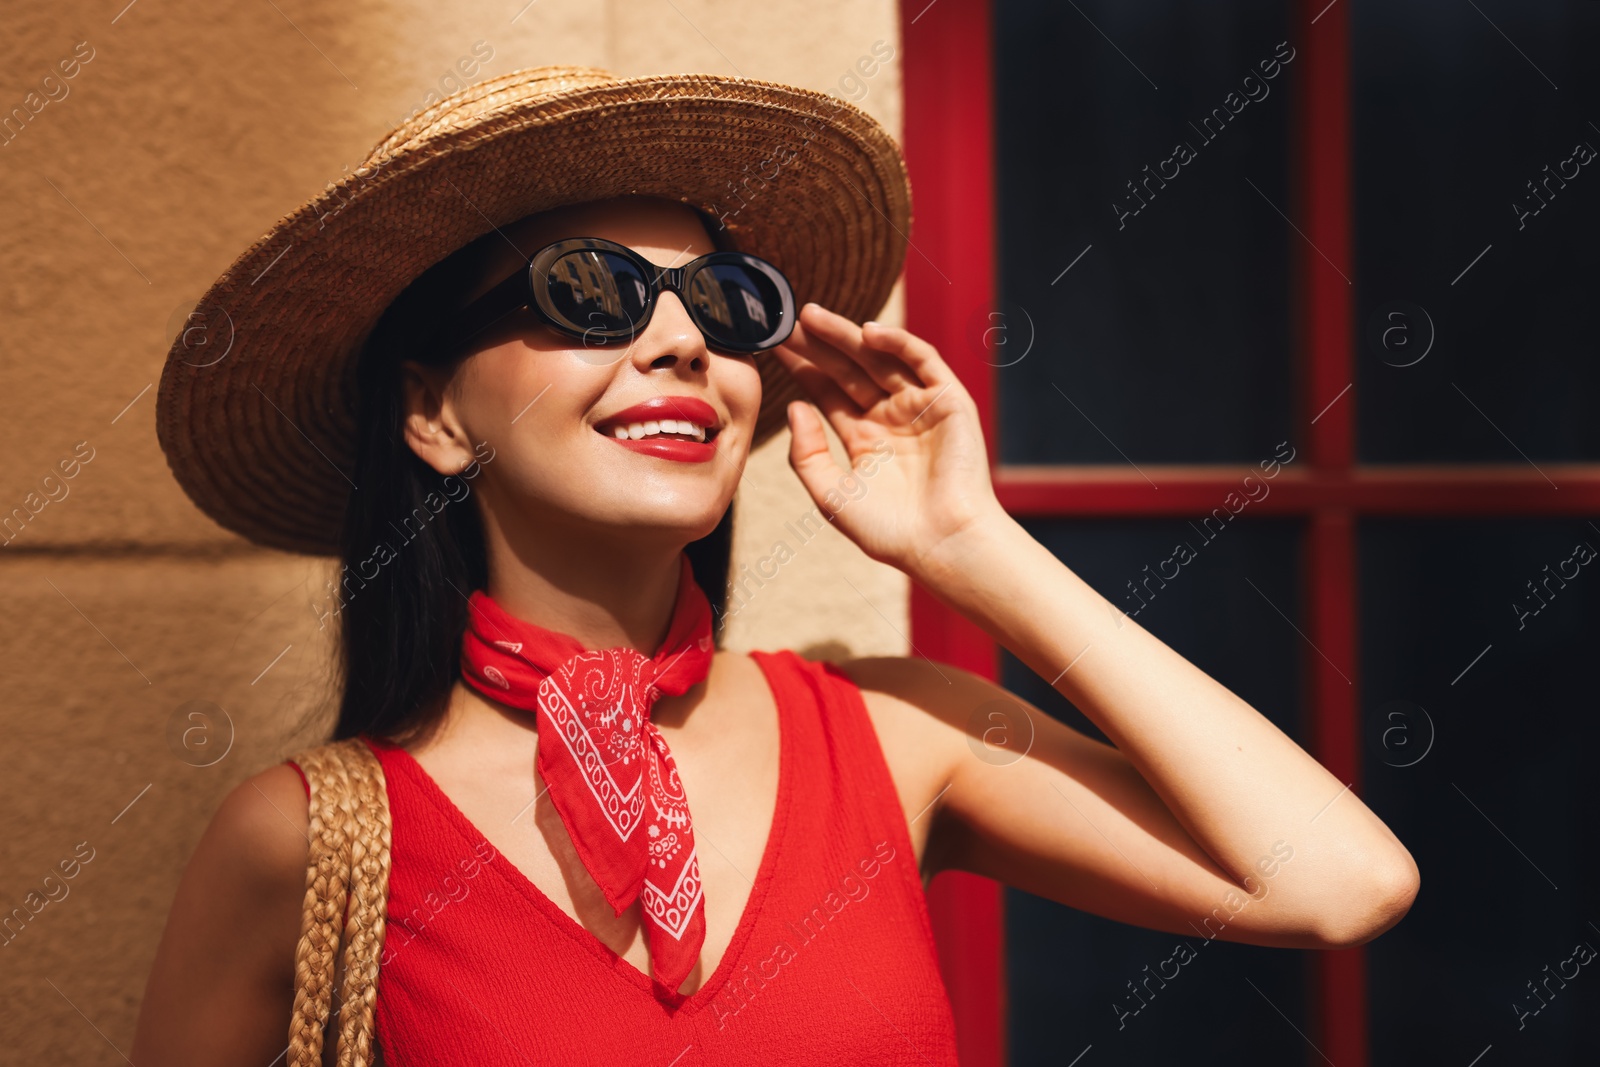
[611,419,711,442]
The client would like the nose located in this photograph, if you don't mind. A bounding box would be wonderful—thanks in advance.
[630,287,710,375]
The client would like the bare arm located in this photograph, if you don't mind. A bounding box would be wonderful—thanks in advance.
[846,644,1413,950]
[131,763,339,1066]
[773,303,1418,950]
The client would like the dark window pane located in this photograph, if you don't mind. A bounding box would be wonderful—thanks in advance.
[1361,519,1600,1065]
[1003,519,1308,1065]
[993,0,1293,466]
[1353,2,1600,461]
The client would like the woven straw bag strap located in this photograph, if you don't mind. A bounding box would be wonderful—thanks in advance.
[286,737,393,1067]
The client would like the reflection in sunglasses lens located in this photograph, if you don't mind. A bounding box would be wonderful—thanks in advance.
[548,251,648,335]
[690,264,781,346]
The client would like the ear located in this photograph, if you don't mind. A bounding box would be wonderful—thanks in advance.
[400,359,479,477]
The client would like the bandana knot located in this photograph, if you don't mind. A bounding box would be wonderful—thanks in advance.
[458,553,714,992]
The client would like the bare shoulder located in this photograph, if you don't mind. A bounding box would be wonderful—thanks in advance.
[209,762,313,898]
[232,760,312,831]
[832,654,1004,729]
[827,655,1002,869]
[131,761,313,1065]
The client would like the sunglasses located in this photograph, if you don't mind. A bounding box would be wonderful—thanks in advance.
[428,237,797,360]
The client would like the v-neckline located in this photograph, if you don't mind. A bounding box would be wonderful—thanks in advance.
[370,648,793,1014]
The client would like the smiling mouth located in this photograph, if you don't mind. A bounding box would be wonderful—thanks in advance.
[594,418,720,444]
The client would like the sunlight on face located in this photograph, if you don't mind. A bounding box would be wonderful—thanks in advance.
[407,196,764,555]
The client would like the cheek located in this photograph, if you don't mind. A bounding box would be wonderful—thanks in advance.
[465,346,608,438]
[723,359,765,426]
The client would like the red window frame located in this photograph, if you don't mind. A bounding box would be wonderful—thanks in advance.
[898,2,1600,1064]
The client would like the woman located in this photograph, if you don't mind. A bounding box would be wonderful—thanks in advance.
[134,68,1417,1065]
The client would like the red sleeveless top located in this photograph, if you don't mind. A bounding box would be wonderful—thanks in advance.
[287,649,960,1065]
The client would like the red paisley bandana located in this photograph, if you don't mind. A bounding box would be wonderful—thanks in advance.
[458,553,715,992]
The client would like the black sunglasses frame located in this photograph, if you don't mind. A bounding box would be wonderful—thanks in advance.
[427,237,797,361]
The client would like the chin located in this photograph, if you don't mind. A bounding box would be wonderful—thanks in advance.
[499,439,739,543]
[545,487,724,539]
[619,505,729,543]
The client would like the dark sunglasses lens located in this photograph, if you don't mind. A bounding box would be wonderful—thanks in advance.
[545,250,650,337]
[687,263,787,349]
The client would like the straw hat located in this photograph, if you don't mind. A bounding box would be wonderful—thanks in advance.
[155,66,912,556]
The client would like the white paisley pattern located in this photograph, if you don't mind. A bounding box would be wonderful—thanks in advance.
[537,647,704,943]
[457,555,714,989]
[641,845,703,941]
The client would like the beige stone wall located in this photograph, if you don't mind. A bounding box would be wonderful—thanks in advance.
[0,1,907,1057]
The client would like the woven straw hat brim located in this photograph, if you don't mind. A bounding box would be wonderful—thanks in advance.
[155,66,912,557]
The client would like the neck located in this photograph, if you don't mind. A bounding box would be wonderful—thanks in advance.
[480,517,690,655]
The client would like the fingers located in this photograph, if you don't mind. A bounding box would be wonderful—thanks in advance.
[856,319,957,391]
[791,304,927,401]
[784,400,850,502]
[785,303,961,406]
[772,341,870,438]
[775,315,884,411]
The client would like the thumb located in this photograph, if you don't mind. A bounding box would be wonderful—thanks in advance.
[786,400,849,505]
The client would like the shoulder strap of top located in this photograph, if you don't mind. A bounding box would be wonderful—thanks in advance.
[281,737,392,1067]
[748,649,921,872]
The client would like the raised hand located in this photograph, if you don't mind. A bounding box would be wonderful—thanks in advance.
[771,302,1003,579]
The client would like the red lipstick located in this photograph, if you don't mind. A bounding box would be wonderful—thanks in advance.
[596,396,720,432]
[594,395,722,464]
